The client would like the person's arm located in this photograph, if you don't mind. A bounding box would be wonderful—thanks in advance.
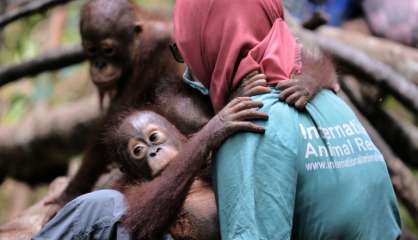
[123,97,268,239]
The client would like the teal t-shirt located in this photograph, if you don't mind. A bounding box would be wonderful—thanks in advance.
[182,74,401,239]
[213,89,401,240]
[293,90,401,239]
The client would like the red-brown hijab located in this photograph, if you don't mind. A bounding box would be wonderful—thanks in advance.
[174,0,301,112]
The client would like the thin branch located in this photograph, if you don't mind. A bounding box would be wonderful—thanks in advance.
[319,26,418,85]
[296,29,418,114]
[0,0,77,29]
[0,46,85,87]
[341,76,418,167]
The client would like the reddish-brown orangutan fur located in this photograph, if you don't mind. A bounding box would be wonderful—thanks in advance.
[106,113,216,240]
[300,49,338,92]
[105,93,270,239]
[103,110,223,240]
[124,178,216,240]
[59,0,213,206]
[119,156,215,240]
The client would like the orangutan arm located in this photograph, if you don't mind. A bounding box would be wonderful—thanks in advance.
[123,97,267,239]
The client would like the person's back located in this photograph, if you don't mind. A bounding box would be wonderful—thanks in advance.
[214,71,401,240]
[174,0,401,239]
[294,91,400,239]
[294,55,400,239]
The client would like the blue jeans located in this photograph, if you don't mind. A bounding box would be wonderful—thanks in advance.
[32,190,175,240]
[32,190,132,240]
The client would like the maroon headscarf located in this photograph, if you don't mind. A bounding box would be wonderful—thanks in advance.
[174,0,301,112]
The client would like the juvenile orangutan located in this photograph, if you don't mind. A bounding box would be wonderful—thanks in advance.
[106,97,268,240]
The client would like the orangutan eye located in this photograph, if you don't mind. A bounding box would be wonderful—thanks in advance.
[149,131,167,144]
[149,132,159,143]
[133,146,142,155]
[131,144,146,160]
[85,46,97,57]
[128,138,147,160]
[134,24,143,34]
[103,46,115,56]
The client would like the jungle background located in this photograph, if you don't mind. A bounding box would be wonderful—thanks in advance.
[0,0,417,239]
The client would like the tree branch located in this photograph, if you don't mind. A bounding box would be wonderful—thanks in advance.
[296,29,418,114]
[341,76,418,167]
[0,46,85,87]
[318,26,418,85]
[0,177,67,240]
[0,95,100,185]
[0,0,77,28]
[0,169,123,240]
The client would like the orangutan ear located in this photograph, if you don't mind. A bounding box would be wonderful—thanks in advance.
[134,21,144,34]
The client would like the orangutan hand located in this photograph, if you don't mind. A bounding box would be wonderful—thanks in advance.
[205,97,268,149]
[276,76,315,110]
[276,72,340,109]
[229,71,272,101]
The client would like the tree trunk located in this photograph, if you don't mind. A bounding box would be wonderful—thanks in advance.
[319,26,418,85]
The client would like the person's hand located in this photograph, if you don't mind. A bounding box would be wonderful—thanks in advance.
[205,97,268,149]
[229,71,271,101]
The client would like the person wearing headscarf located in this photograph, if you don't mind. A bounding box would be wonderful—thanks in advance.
[174,0,401,239]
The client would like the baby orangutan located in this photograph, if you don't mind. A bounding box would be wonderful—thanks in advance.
[106,97,268,240]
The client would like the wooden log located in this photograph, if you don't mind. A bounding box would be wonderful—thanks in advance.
[6,181,32,220]
[341,76,418,167]
[0,177,67,240]
[294,28,418,114]
[0,168,123,240]
[402,229,418,240]
[0,95,100,185]
[0,0,76,29]
[318,26,418,85]
[0,46,85,87]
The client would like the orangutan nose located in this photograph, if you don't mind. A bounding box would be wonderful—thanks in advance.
[149,148,161,158]
[95,60,107,70]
